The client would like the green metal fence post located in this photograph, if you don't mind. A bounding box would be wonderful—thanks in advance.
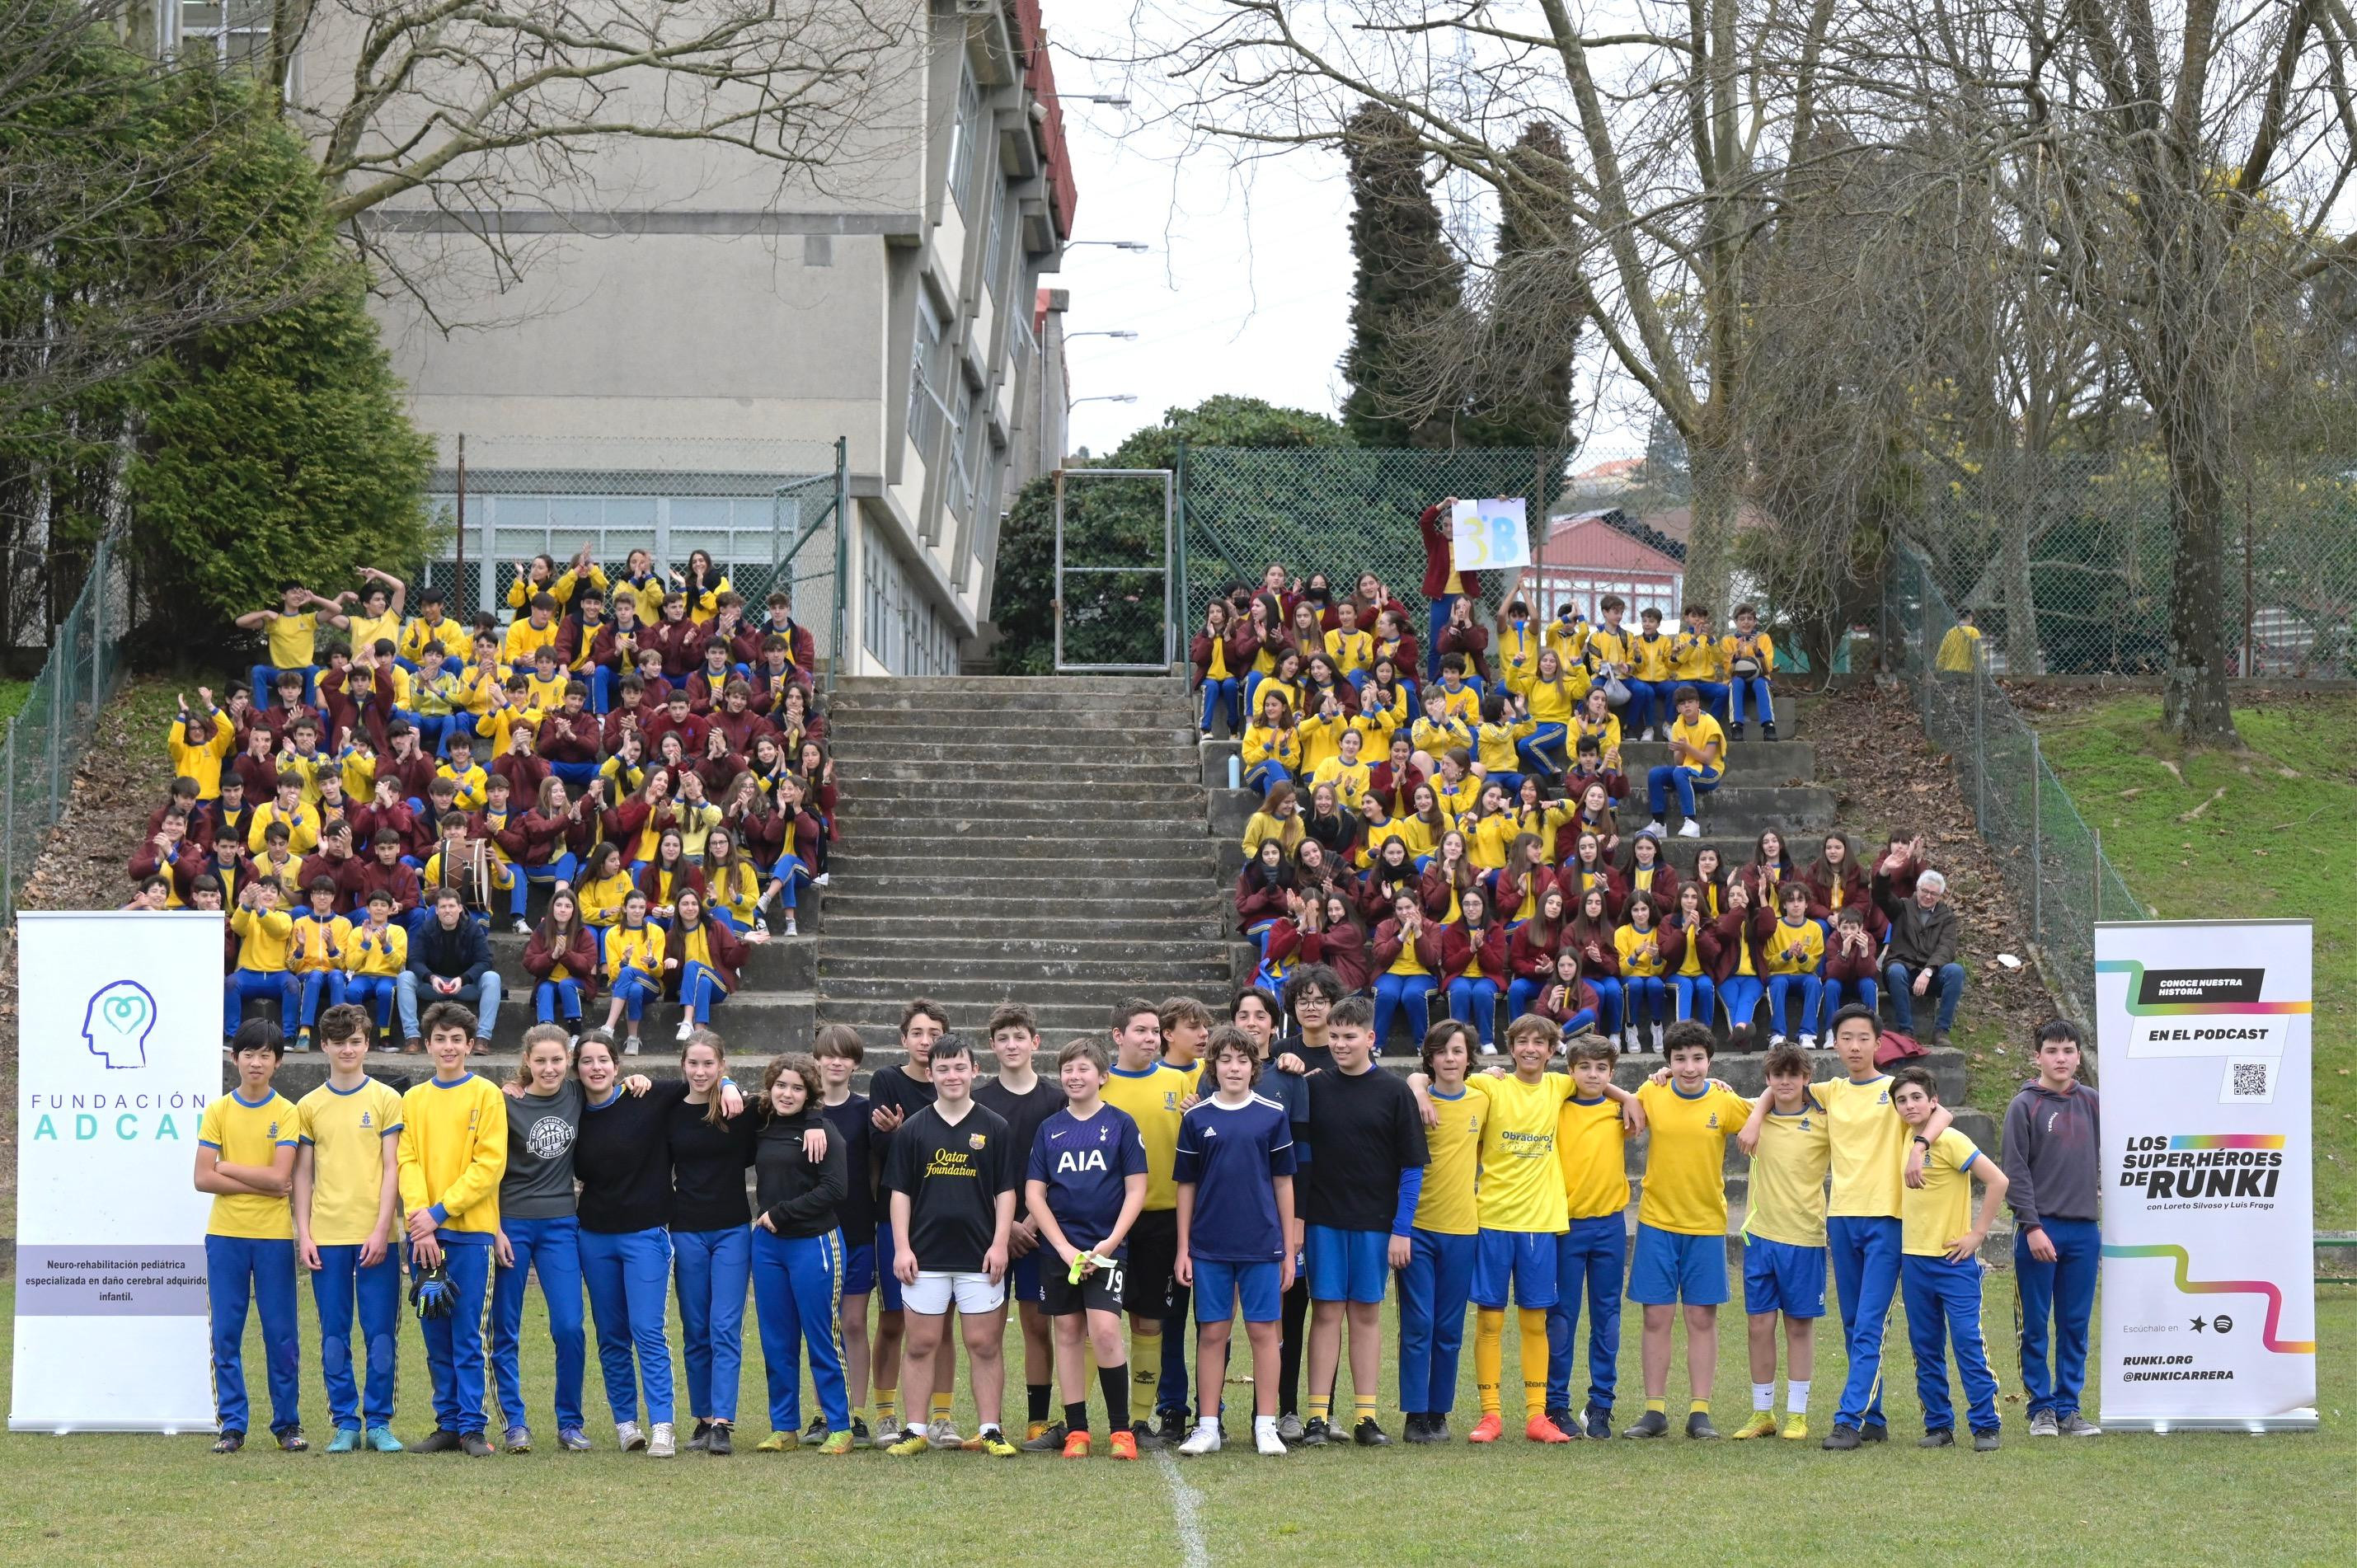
[2092,828,2102,923]
[3,725,13,922]
[89,538,105,708]
[46,638,62,824]
[1973,667,1986,826]
[1173,438,1190,628]
[2031,733,2044,944]
[832,435,850,694]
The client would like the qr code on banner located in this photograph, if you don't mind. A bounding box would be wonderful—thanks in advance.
[2221,1059,2276,1105]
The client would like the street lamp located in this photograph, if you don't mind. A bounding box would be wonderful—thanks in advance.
[1067,331,1139,340]
[1069,94,1131,106]
[1070,394,1138,406]
[1066,240,1150,252]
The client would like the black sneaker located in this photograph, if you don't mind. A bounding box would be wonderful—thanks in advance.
[415,1429,463,1453]
[1821,1423,1862,1451]
[1544,1406,1575,1436]
[1020,1421,1068,1453]
[211,1430,245,1455]
[275,1425,308,1453]
[458,1431,495,1458]
[1761,721,1778,742]
[707,1423,733,1456]
[687,1418,714,1453]
[1729,722,1746,742]
[1918,1429,1954,1448]
[1582,1406,1612,1440]
[800,1415,829,1447]
[1862,1421,1889,1444]
[1685,1411,1720,1439]
[1401,1413,1438,1444]
[1299,1416,1331,1448]
[1425,1416,1450,1443]
[1972,1430,2002,1452]
[1351,1417,1390,1447]
[1128,1420,1165,1453]
[1621,1410,1670,1439]
[1155,1408,1188,1448]
[850,1417,874,1449]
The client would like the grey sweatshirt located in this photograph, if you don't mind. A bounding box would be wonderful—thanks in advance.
[502,1079,585,1220]
[2000,1080,2101,1228]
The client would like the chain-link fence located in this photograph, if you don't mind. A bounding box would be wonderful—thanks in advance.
[1178,444,1576,620]
[2,536,132,923]
[1885,538,2146,1021]
[424,435,847,682]
[1895,449,2357,677]
[1055,468,1173,670]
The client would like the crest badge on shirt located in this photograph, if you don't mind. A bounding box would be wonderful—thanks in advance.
[968,1132,987,1151]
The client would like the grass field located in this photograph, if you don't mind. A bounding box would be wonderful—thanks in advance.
[2031,692,2357,1226]
[1,1275,2345,1564]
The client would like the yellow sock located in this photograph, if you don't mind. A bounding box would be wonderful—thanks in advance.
[931,1392,953,1423]
[1690,1398,1711,1415]
[1519,1308,1550,1420]
[876,1392,899,1430]
[1353,1394,1378,1425]
[1308,1392,1332,1423]
[1474,1308,1506,1416]
[1646,1397,1667,1415]
[1131,1325,1162,1385]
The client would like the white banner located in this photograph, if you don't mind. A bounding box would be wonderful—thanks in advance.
[2095,920,2317,1430]
[1450,496,1530,571]
[12,911,224,1432]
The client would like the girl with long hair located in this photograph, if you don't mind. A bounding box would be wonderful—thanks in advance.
[1372,890,1445,1051]
[1505,885,1569,1020]
[524,886,599,1032]
[664,889,750,1043]
[1565,885,1623,1040]
[1662,881,1721,1027]
[1613,891,1670,1054]
[749,1053,853,1451]
[1440,887,1509,1053]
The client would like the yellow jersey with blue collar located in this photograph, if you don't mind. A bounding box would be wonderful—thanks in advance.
[1631,630,1676,682]
[1411,1086,1483,1237]
[397,1072,509,1240]
[231,906,294,972]
[1633,1079,1750,1236]
[199,1089,300,1238]
[1411,715,1473,763]
[401,616,472,665]
[1586,624,1634,674]
[1673,630,1725,681]
[1901,1128,1983,1256]
[1100,1060,1203,1211]
[1819,1073,1907,1218]
[1556,1095,1631,1220]
[1324,627,1373,677]
[168,711,236,797]
[1434,682,1480,725]
[298,1078,404,1246]
[1495,624,1542,694]
[1744,1096,1832,1247]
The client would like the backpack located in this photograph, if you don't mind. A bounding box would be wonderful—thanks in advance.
[1875,1028,1928,1068]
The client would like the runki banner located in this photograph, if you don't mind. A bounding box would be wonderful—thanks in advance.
[2094,920,2317,1431]
[12,911,223,1432]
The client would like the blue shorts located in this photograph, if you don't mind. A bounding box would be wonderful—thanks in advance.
[1743,1236,1827,1318]
[1304,1226,1390,1304]
[870,1220,904,1313]
[1472,1228,1560,1311]
[840,1230,876,1294]
[1009,1248,1045,1305]
[1193,1258,1283,1323]
[1627,1223,1729,1306]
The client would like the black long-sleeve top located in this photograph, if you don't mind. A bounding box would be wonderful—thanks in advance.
[575,1080,689,1234]
[668,1096,758,1232]
[754,1111,847,1239]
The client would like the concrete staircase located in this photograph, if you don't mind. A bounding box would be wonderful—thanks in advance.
[814,676,1232,1056]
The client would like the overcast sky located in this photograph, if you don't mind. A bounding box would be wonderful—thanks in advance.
[1043,21,1653,467]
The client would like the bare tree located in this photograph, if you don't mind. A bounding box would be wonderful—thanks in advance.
[1123,0,1880,607]
[270,0,919,299]
[1893,0,2357,743]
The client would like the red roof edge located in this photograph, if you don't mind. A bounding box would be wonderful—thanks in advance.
[1014,1,1078,240]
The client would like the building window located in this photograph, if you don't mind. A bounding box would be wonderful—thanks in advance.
[181,0,269,64]
[983,187,1010,303]
[861,524,957,677]
[945,380,977,524]
[909,291,949,458]
[946,69,985,217]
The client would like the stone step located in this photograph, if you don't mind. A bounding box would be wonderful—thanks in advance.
[235,990,816,1056]
[478,932,815,990]
[818,957,1231,988]
[839,778,1209,806]
[837,736,1203,763]
[841,823,1213,849]
[833,851,1215,876]
[819,892,1221,921]
[833,675,1187,696]
[839,797,1210,825]
[829,711,1200,739]
[830,693,1189,719]
[838,758,1204,783]
[818,912,1228,940]
[824,871,1218,902]
[817,974,1234,1010]
[822,932,1241,964]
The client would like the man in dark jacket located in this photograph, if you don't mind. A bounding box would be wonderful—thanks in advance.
[1418,498,1483,683]
[2002,1019,2102,1437]
[397,887,502,1051]
[1873,859,1964,1045]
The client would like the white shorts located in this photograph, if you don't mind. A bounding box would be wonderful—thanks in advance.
[901,1270,1007,1316]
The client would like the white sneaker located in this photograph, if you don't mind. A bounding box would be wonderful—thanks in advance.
[647,1420,676,1458]
[1645,819,1667,836]
[1800,1034,1819,1049]
[927,1417,964,1448]
[1651,1022,1665,1052]
[1178,1424,1223,1456]
[814,872,830,888]
[782,915,798,937]
[624,1035,641,1056]
[569,1033,580,1049]
[1255,1417,1286,1455]
[1677,819,1702,838]
[674,1019,693,1042]
[1478,1041,1498,1056]
[616,1420,646,1452]
[1769,1035,1787,1049]
[512,918,530,935]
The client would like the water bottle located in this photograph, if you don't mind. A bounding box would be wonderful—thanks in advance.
[1228,752,1242,790]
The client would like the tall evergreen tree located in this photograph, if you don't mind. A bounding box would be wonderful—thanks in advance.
[1339,103,1465,448]
[1463,120,1580,453]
